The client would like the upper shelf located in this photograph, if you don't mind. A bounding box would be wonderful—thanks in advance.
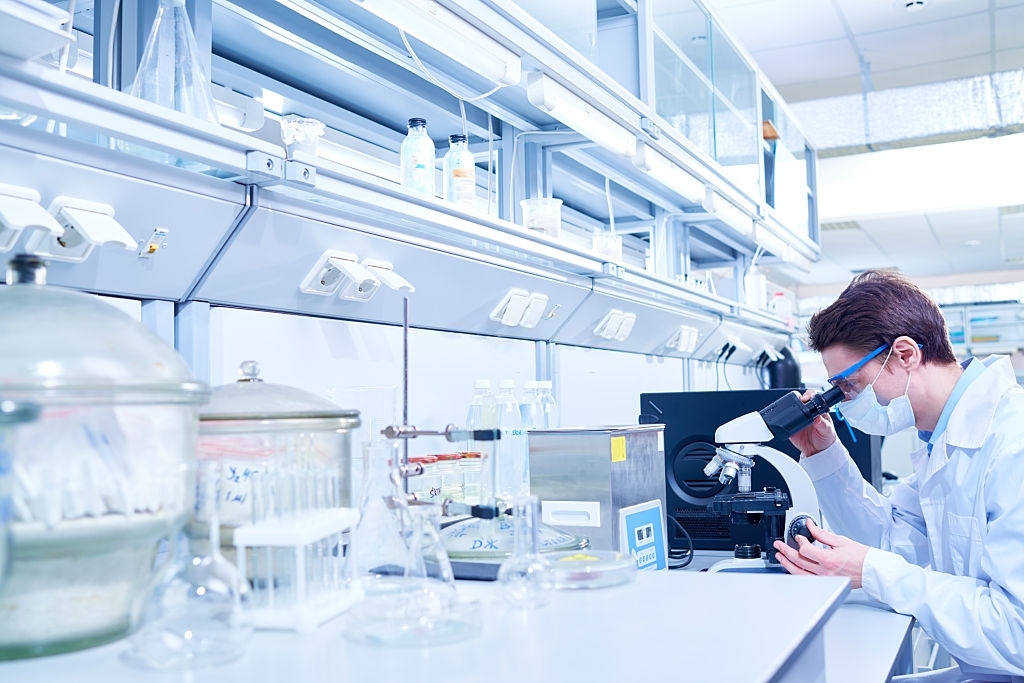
[0,0,803,361]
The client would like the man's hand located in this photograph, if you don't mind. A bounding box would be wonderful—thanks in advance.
[789,389,839,456]
[772,520,868,589]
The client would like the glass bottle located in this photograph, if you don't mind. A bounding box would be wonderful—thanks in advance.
[497,496,552,608]
[127,0,218,124]
[519,380,543,430]
[443,134,476,209]
[399,117,436,198]
[538,380,560,429]
[496,379,529,503]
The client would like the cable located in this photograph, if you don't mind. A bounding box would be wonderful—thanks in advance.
[714,342,729,392]
[604,175,615,238]
[723,344,737,390]
[667,515,694,569]
[486,113,494,216]
[399,30,506,103]
[106,0,122,88]
[506,129,576,221]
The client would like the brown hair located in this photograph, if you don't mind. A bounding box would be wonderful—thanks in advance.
[806,270,957,364]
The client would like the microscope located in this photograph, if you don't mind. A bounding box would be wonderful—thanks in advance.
[704,386,845,573]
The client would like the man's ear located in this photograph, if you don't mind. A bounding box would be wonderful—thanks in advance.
[892,335,921,369]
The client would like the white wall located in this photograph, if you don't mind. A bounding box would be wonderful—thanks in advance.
[555,346,685,426]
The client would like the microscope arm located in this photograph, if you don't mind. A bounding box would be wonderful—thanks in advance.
[722,443,822,547]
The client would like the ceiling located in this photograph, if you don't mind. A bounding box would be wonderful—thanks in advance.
[702,0,1024,295]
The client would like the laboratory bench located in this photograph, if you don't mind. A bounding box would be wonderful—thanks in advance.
[0,569,913,683]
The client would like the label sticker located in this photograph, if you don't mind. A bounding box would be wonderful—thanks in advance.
[611,435,626,462]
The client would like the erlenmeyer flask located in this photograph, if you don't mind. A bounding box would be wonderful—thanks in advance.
[497,495,552,608]
[345,439,412,593]
[122,462,252,671]
[405,504,454,587]
[128,0,218,123]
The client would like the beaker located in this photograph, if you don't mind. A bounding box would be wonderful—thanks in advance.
[497,496,553,608]
[520,197,562,238]
[123,461,252,671]
[345,438,411,593]
[127,0,218,124]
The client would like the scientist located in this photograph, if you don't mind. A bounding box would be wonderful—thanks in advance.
[772,270,1024,681]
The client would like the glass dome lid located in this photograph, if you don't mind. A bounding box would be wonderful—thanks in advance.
[0,255,207,403]
[200,360,360,433]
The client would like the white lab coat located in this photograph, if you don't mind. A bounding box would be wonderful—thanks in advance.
[801,355,1024,681]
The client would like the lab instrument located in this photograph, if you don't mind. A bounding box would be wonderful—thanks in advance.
[0,254,208,659]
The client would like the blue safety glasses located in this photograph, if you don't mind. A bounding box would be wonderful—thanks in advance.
[827,343,888,398]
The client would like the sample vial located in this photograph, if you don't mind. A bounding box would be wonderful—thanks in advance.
[400,117,436,198]
[443,134,476,210]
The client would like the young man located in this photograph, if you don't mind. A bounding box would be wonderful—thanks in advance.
[772,270,1024,681]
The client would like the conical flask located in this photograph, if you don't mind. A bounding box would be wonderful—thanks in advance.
[128,0,218,123]
[497,495,552,608]
[345,439,412,593]
[122,462,252,671]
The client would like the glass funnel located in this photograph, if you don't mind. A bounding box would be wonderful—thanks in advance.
[497,496,553,608]
[122,462,252,671]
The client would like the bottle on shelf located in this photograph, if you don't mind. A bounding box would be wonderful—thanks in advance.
[464,380,496,506]
[399,117,436,198]
[519,380,543,430]
[537,380,559,429]
[496,379,529,502]
[442,134,476,210]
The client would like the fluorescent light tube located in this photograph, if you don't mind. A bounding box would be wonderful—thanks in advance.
[703,190,754,236]
[352,0,521,86]
[526,72,636,158]
[634,143,706,204]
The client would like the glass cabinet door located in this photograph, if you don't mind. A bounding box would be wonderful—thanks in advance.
[649,0,760,199]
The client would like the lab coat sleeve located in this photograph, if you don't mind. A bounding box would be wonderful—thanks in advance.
[862,548,1024,676]
[861,443,1024,675]
[800,440,931,566]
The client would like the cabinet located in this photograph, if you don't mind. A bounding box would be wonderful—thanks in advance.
[943,303,1024,358]
[0,0,819,366]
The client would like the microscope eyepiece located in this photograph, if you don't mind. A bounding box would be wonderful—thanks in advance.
[758,385,846,439]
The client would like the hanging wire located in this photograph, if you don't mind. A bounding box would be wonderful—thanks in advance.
[506,129,576,221]
[399,30,506,103]
[486,114,495,217]
[106,0,122,88]
[604,176,616,237]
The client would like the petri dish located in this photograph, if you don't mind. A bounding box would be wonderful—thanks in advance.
[546,550,637,590]
[340,578,481,648]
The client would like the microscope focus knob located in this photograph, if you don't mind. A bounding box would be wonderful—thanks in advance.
[787,515,815,549]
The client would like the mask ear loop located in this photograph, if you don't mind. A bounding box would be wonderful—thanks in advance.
[832,407,858,444]
[869,346,896,386]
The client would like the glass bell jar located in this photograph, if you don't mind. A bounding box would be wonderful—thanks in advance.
[0,254,209,660]
[197,361,361,631]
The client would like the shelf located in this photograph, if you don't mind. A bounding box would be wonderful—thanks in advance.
[0,0,808,363]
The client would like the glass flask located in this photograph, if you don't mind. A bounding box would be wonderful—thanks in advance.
[497,496,553,608]
[404,504,454,586]
[127,0,218,124]
[399,117,436,197]
[345,439,412,593]
[122,461,252,671]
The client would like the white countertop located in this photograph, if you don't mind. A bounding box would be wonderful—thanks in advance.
[0,569,910,683]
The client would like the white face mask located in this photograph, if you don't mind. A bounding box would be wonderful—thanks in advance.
[836,349,916,436]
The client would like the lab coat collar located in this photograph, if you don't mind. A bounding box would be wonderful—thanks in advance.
[910,355,1015,489]
[943,355,1016,451]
